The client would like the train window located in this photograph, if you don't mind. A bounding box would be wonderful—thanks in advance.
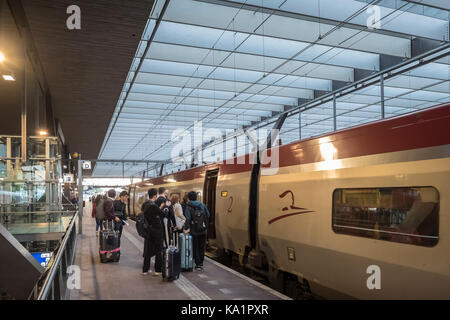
[332,187,439,247]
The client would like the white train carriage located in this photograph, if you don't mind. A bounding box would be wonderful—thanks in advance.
[127,103,450,299]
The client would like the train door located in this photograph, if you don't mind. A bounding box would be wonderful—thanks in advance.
[203,169,219,239]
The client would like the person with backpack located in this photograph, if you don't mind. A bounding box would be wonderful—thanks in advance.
[141,188,167,276]
[113,190,128,245]
[183,191,210,271]
[103,189,121,222]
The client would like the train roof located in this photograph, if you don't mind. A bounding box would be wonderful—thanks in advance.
[132,102,450,187]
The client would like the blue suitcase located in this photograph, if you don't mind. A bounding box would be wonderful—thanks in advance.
[179,233,194,271]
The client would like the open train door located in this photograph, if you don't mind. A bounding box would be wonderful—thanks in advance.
[203,169,219,239]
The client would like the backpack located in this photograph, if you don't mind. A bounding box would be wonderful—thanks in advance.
[190,204,207,235]
[136,212,150,238]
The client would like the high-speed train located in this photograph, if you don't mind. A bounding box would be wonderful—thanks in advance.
[126,103,450,299]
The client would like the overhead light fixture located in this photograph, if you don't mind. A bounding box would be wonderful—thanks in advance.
[2,74,15,81]
[39,130,48,136]
[0,52,4,62]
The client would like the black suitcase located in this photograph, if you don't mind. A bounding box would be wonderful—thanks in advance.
[99,220,120,263]
[162,218,181,281]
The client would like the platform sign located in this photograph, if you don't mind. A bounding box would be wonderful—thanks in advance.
[31,252,53,268]
[63,173,74,183]
[82,160,91,170]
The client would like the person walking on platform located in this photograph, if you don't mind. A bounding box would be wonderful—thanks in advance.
[142,188,166,276]
[104,189,121,224]
[92,194,106,236]
[183,191,210,271]
[113,191,128,246]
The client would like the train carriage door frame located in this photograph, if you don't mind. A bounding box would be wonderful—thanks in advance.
[203,168,219,239]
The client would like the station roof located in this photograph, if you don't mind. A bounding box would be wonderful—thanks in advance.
[94,0,449,177]
[21,0,155,160]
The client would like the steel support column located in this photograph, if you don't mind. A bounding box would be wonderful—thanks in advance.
[333,94,337,131]
[299,110,301,140]
[77,158,83,234]
[21,40,27,164]
[380,73,385,119]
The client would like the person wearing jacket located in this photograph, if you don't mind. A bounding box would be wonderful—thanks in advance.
[103,189,121,228]
[113,190,128,245]
[142,188,166,276]
[183,191,210,271]
[92,194,106,236]
[171,194,185,231]
[156,187,177,231]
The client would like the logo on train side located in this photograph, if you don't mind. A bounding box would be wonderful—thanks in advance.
[268,190,315,224]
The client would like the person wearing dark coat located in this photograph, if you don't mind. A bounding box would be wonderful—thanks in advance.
[113,190,128,246]
[183,191,210,271]
[103,189,121,224]
[142,188,166,276]
[156,187,177,231]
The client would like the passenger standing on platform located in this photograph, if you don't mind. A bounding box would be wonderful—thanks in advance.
[183,191,210,271]
[142,188,166,276]
[181,194,189,213]
[92,194,106,236]
[113,191,128,245]
[156,187,177,235]
[171,194,185,231]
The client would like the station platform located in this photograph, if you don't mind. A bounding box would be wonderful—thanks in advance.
[68,204,290,300]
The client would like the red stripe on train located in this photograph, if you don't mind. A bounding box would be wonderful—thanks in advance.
[141,103,450,185]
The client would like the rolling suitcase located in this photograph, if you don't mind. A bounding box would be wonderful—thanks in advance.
[99,220,120,263]
[179,233,194,271]
[162,218,181,281]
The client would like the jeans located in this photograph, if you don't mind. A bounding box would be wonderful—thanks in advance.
[95,218,103,231]
[192,234,207,267]
[143,235,163,273]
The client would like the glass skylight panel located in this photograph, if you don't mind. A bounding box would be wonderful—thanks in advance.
[221,53,283,74]
[141,59,214,78]
[406,90,449,102]
[237,34,310,59]
[426,81,450,94]
[408,62,450,80]
[209,67,264,82]
[135,73,204,88]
